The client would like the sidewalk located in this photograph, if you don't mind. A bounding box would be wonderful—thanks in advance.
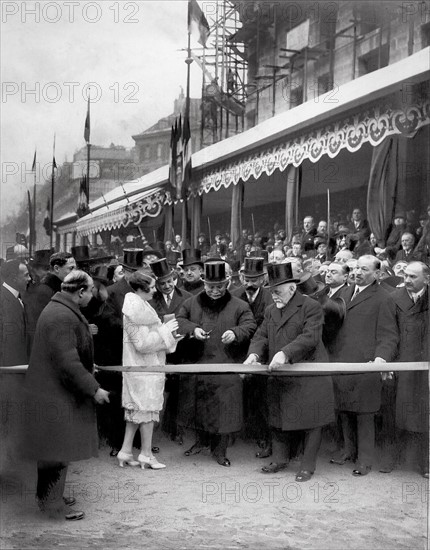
[0,434,427,550]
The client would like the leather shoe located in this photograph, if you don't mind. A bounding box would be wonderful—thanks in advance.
[184,443,209,457]
[256,446,272,459]
[295,470,313,482]
[330,452,353,465]
[261,462,288,474]
[151,446,160,454]
[215,456,231,467]
[352,465,371,476]
[63,496,76,507]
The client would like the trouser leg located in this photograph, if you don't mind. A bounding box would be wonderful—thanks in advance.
[357,413,375,467]
[271,428,289,463]
[340,412,355,456]
[36,461,68,517]
[301,428,323,472]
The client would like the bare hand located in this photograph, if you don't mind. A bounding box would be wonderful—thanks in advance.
[243,354,260,365]
[194,327,209,341]
[89,324,99,335]
[268,351,287,371]
[164,319,179,334]
[94,388,110,404]
[221,330,236,344]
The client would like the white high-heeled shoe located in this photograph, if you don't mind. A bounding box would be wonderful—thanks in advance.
[117,451,139,468]
[137,454,166,469]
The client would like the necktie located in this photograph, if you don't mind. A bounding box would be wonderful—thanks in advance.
[352,287,360,300]
[166,295,171,308]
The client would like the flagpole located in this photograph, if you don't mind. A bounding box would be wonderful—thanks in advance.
[86,96,91,204]
[327,188,331,261]
[182,28,193,248]
[32,151,37,256]
[50,134,56,250]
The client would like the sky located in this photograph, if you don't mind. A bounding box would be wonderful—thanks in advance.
[0,0,205,223]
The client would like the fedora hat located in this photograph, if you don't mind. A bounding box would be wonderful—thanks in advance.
[205,261,228,283]
[31,249,52,267]
[71,245,90,263]
[243,257,265,278]
[297,272,327,297]
[120,248,144,271]
[182,248,203,267]
[267,262,300,287]
[91,265,109,285]
[151,258,174,280]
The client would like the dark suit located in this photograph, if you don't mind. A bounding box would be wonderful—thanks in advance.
[233,286,273,441]
[350,219,370,240]
[0,284,28,366]
[300,228,317,251]
[93,277,133,450]
[394,248,426,263]
[329,283,354,303]
[331,281,398,467]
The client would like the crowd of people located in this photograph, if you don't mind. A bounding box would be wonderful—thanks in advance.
[0,204,429,521]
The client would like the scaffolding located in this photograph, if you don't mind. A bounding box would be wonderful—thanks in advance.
[191,0,248,147]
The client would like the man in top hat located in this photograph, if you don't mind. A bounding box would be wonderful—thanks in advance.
[244,262,335,482]
[24,252,77,350]
[149,258,192,443]
[177,261,257,467]
[181,249,205,295]
[233,257,274,455]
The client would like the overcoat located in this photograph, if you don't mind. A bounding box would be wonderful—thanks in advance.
[248,291,335,431]
[0,285,28,366]
[176,291,257,433]
[23,292,100,462]
[331,281,398,412]
[392,287,429,432]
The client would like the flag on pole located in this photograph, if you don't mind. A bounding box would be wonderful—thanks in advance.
[77,175,90,218]
[43,198,51,236]
[181,115,192,200]
[27,190,34,249]
[31,150,36,171]
[84,97,90,143]
[188,0,210,47]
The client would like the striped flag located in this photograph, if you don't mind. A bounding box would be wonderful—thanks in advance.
[188,0,210,47]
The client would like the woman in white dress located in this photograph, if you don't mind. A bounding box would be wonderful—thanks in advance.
[117,272,179,469]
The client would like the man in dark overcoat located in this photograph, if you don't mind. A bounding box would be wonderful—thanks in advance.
[392,261,429,477]
[330,255,398,476]
[0,259,31,366]
[181,249,205,295]
[23,270,109,520]
[245,262,335,482]
[177,261,257,466]
[149,258,192,443]
[232,257,273,452]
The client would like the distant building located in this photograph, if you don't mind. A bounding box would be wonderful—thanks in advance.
[132,89,202,176]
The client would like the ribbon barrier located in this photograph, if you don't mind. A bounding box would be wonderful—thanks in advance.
[0,362,428,375]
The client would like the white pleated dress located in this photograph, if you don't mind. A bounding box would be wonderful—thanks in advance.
[122,293,177,424]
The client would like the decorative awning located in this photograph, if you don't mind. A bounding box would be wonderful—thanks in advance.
[76,188,165,236]
[191,96,430,197]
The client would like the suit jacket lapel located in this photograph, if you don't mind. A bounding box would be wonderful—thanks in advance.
[395,287,415,312]
[347,281,377,310]
[271,292,302,327]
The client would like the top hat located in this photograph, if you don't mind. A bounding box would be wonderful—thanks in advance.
[297,272,327,297]
[151,258,174,280]
[31,249,52,267]
[205,261,228,283]
[243,257,265,278]
[120,248,144,271]
[250,249,269,265]
[229,260,241,276]
[87,248,114,264]
[91,265,109,285]
[142,248,164,261]
[267,262,300,287]
[182,249,203,267]
[71,246,90,263]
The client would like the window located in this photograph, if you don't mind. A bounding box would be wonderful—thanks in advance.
[358,44,389,76]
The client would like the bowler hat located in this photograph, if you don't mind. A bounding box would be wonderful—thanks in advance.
[31,249,52,267]
[205,261,228,283]
[243,257,265,278]
[267,262,300,287]
[151,258,174,280]
[120,248,144,271]
[182,249,203,267]
[297,272,327,297]
[91,265,109,285]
